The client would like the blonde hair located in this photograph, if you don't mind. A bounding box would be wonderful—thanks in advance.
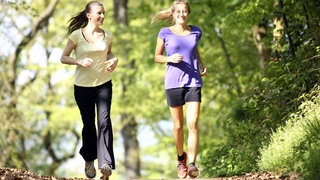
[151,0,191,24]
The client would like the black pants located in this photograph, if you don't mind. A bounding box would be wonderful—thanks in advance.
[74,81,115,169]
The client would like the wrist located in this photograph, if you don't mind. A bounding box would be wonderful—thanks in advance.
[76,59,81,66]
[165,56,170,63]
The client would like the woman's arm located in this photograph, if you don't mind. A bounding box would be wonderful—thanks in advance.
[105,42,118,72]
[154,37,167,63]
[60,39,93,67]
[196,48,207,76]
[154,37,183,64]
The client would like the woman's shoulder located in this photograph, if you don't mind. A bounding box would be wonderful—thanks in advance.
[68,29,82,42]
[102,29,113,43]
[70,28,81,35]
[160,27,170,33]
[190,25,202,37]
[190,25,202,32]
[103,29,113,37]
[158,27,171,38]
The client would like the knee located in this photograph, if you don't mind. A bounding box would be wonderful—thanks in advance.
[173,123,183,132]
[98,118,110,131]
[188,121,198,131]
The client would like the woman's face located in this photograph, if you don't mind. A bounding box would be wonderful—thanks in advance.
[87,4,105,25]
[173,4,189,24]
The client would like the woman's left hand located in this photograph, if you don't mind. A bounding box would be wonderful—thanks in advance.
[105,57,118,73]
[200,65,207,76]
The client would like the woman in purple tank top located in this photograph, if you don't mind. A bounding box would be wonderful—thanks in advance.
[152,0,207,178]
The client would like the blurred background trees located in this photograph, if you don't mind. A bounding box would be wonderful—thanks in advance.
[0,0,319,179]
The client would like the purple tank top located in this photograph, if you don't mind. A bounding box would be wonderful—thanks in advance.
[158,25,202,89]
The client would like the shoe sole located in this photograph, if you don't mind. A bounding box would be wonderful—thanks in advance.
[178,173,188,179]
[101,166,112,180]
[85,175,96,179]
[101,175,109,180]
[177,152,188,179]
[177,168,188,179]
[177,165,188,179]
[188,168,199,179]
[85,162,96,178]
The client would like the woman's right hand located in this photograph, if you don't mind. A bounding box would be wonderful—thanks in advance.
[105,57,118,73]
[168,53,183,63]
[78,58,93,67]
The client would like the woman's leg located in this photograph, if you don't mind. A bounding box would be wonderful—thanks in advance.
[185,102,200,164]
[74,85,97,161]
[95,81,115,170]
[169,106,184,156]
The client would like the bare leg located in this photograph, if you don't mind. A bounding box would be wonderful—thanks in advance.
[169,106,184,156]
[186,102,200,163]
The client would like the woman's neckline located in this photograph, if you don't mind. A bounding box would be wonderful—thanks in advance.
[81,28,105,44]
[168,25,192,36]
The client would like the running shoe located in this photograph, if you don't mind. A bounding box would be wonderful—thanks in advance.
[177,152,188,179]
[85,161,96,178]
[188,163,199,179]
[100,164,112,180]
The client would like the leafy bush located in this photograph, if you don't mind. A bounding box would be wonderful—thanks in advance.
[258,86,320,179]
[200,120,261,177]
[199,0,320,178]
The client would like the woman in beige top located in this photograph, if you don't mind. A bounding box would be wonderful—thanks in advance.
[60,1,117,180]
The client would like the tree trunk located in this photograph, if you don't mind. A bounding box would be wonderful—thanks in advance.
[113,0,128,25]
[273,0,284,60]
[113,0,141,178]
[273,0,295,59]
[2,0,60,168]
[252,19,270,69]
[120,114,141,178]
[214,26,242,95]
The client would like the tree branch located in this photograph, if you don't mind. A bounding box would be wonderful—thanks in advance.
[7,0,60,91]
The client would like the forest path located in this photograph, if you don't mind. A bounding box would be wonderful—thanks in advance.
[0,167,299,180]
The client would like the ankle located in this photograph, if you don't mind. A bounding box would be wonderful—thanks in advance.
[178,154,185,161]
[178,152,187,161]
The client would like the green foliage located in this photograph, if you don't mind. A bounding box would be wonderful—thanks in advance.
[200,0,320,178]
[258,86,320,179]
[2,0,320,178]
[201,121,261,177]
[0,0,83,175]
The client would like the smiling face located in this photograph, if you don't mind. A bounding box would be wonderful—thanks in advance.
[172,3,189,24]
[87,3,105,26]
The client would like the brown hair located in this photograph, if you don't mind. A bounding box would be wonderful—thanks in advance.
[151,0,191,24]
[67,1,104,35]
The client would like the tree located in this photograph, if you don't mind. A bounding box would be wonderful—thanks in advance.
[112,0,141,178]
[0,0,81,175]
[200,0,320,177]
[2,0,318,178]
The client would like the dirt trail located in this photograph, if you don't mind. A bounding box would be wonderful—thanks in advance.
[0,167,299,180]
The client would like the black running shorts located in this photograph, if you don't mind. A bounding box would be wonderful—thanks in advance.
[165,87,201,107]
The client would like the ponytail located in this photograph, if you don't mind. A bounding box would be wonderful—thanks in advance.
[67,1,104,35]
[151,9,173,24]
[67,10,88,35]
[151,0,191,24]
